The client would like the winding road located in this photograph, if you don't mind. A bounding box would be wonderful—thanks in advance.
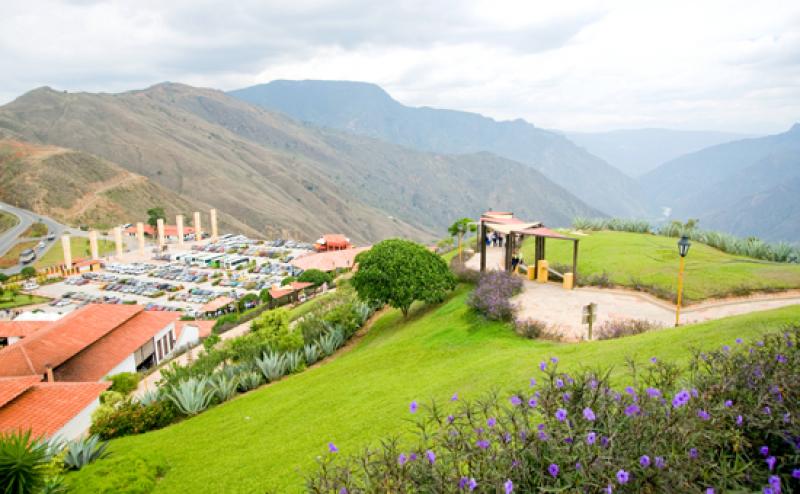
[0,201,67,275]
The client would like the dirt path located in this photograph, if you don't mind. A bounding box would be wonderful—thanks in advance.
[468,244,800,341]
[57,173,144,218]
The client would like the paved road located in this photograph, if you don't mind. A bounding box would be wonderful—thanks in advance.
[0,202,66,275]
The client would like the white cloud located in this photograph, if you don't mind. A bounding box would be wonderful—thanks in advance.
[0,0,798,133]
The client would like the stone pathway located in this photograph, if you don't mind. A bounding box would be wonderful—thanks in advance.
[466,245,800,341]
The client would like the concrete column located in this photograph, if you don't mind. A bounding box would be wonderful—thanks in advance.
[176,215,185,246]
[193,211,202,241]
[210,208,218,241]
[114,227,123,257]
[136,222,145,256]
[88,230,99,260]
[156,218,166,247]
[61,234,72,268]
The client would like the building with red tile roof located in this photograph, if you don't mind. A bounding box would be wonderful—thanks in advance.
[0,321,49,347]
[314,234,352,252]
[291,246,370,273]
[0,377,109,440]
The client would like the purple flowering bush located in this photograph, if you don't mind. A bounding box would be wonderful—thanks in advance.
[307,328,800,493]
[467,271,523,321]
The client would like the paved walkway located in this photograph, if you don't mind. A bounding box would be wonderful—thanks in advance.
[467,246,800,341]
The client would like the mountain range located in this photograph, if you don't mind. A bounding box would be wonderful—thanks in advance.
[229,80,648,218]
[0,83,601,243]
[641,124,800,241]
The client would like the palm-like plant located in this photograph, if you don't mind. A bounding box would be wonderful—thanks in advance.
[166,377,213,416]
[0,430,50,493]
[63,435,110,471]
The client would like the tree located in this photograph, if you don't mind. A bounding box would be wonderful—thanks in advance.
[448,218,476,263]
[352,239,456,318]
[146,207,166,229]
[20,266,37,279]
[297,269,333,287]
[0,273,8,284]
[280,276,297,287]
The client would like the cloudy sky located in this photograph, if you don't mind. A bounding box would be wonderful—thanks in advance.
[1,0,798,133]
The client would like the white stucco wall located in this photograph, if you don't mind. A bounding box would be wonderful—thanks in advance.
[56,398,101,440]
[104,353,136,379]
[154,322,176,363]
[175,325,199,349]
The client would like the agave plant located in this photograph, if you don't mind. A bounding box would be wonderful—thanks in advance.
[318,332,338,356]
[304,344,321,365]
[237,371,263,392]
[255,352,286,382]
[209,373,239,402]
[284,351,303,374]
[137,388,162,406]
[0,430,51,493]
[63,434,110,471]
[166,377,213,416]
[355,301,372,325]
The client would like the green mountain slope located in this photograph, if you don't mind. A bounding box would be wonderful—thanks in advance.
[640,124,800,242]
[0,84,601,243]
[229,80,648,217]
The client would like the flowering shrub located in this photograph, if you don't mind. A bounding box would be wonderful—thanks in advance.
[467,271,523,321]
[595,318,663,340]
[308,328,800,493]
[512,318,549,339]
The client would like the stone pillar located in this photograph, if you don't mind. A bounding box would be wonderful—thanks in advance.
[61,234,72,268]
[88,230,99,260]
[114,227,123,257]
[156,218,166,247]
[176,214,185,246]
[193,211,202,241]
[210,208,218,241]
[136,222,145,256]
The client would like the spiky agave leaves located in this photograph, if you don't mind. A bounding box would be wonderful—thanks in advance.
[255,352,286,382]
[304,344,321,365]
[209,373,239,403]
[0,430,50,494]
[166,377,213,416]
[63,434,110,471]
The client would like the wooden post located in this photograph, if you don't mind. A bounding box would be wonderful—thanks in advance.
[479,222,487,272]
[675,256,686,327]
[572,239,579,282]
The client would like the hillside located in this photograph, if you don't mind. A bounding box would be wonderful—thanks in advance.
[228,80,648,217]
[0,84,601,243]
[66,288,800,492]
[0,139,258,235]
[640,124,800,241]
[566,128,750,177]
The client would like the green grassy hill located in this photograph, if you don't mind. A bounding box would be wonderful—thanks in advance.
[69,285,800,493]
[521,230,800,302]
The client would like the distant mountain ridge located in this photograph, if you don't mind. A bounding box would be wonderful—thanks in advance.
[229,80,648,218]
[566,128,752,177]
[0,83,602,243]
[640,124,800,242]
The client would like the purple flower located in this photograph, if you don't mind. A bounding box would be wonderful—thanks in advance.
[398,453,408,465]
[605,484,614,494]
[736,415,743,426]
[451,393,459,401]
[548,463,559,477]
[459,477,468,489]
[777,354,787,363]
[625,404,641,416]
[476,439,490,449]
[625,386,636,395]
[601,435,610,447]
[724,400,733,407]
[583,407,596,421]
[339,488,348,494]
[562,392,571,402]
[760,446,770,457]
[538,431,549,441]
[426,450,435,464]
[697,409,710,421]
[539,361,547,371]
[409,452,417,462]
[722,345,730,352]
[529,378,537,387]
[555,378,564,389]
[691,388,699,398]
[769,475,781,491]
[792,468,800,479]
[564,437,573,444]
[689,448,698,459]
[328,442,338,453]
[763,488,774,494]
[766,456,776,471]
[646,387,661,398]
[757,340,764,346]
[551,356,559,364]
[640,455,650,467]
[575,462,582,470]
[528,397,538,408]
[555,408,567,421]
[616,469,629,485]
[510,395,522,406]
[706,489,715,494]
[650,356,657,363]
[504,479,513,493]
[764,406,772,415]
[736,338,743,344]
[447,415,455,424]
[586,432,597,445]
[655,456,666,469]
[410,401,418,413]
[672,390,691,408]
[487,417,497,428]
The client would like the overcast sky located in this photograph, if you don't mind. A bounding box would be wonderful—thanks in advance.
[1,0,798,134]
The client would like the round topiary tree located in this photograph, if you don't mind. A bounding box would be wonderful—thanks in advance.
[351,239,456,318]
[297,268,333,287]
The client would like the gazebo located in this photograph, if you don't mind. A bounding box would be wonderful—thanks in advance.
[477,211,580,281]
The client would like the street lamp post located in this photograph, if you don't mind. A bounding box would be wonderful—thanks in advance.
[675,235,691,326]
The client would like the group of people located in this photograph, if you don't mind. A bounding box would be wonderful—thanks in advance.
[487,232,505,247]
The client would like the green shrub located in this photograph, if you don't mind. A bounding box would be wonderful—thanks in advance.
[0,430,50,494]
[90,400,179,440]
[281,276,297,286]
[251,308,303,352]
[594,318,663,340]
[64,453,168,494]
[106,372,140,396]
[297,268,333,287]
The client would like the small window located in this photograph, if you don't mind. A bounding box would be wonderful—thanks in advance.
[157,339,163,360]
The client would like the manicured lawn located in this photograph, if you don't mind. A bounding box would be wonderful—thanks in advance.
[34,236,114,269]
[521,230,800,302]
[0,240,37,269]
[0,290,49,310]
[0,210,18,235]
[81,285,800,493]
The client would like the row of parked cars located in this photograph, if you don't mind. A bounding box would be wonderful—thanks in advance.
[150,266,209,283]
[103,279,179,297]
[105,263,156,275]
[171,287,220,304]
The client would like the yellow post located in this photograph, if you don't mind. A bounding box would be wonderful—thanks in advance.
[675,256,686,327]
[563,273,574,290]
[527,266,535,281]
[537,260,549,283]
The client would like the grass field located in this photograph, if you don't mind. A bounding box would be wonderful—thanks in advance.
[0,240,37,269]
[76,285,800,493]
[34,236,114,269]
[521,231,800,302]
[19,221,48,238]
[0,210,18,235]
[0,290,49,310]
